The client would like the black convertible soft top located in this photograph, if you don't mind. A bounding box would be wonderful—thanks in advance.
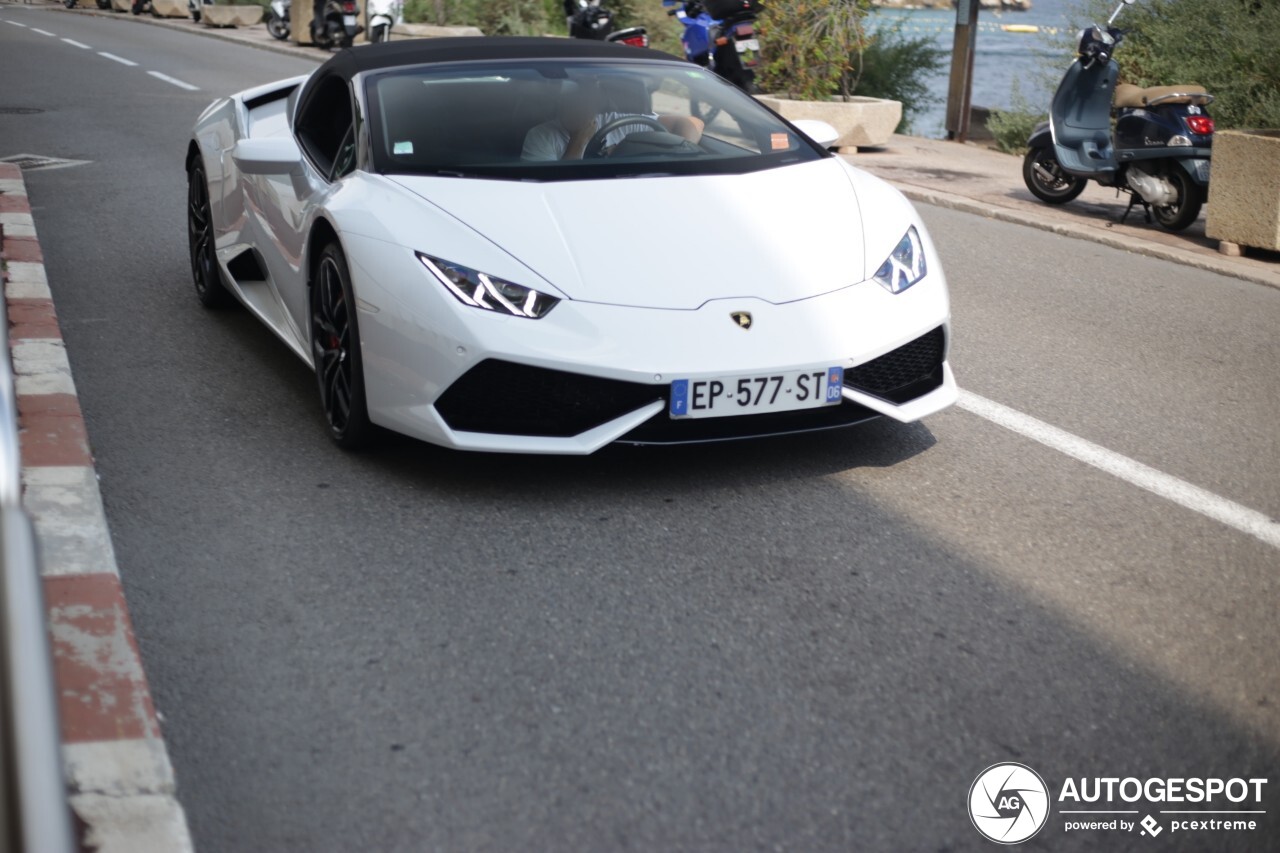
[314,36,680,81]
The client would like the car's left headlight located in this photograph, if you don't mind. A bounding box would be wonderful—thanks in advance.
[417,253,560,319]
[872,226,927,295]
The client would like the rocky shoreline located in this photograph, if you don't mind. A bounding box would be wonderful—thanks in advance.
[871,0,1032,10]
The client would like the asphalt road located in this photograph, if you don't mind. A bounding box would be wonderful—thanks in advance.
[3,7,1279,851]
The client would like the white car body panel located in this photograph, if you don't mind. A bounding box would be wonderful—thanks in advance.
[187,55,956,454]
[389,158,868,309]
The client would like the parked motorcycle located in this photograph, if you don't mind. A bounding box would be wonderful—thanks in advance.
[661,0,761,93]
[565,0,648,47]
[311,0,362,49]
[1022,0,1213,231]
[367,0,398,43]
[265,0,290,40]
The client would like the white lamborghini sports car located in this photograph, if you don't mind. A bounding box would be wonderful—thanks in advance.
[186,39,956,452]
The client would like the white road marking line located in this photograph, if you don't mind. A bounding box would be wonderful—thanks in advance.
[30,27,56,36]
[5,20,30,27]
[147,70,199,91]
[98,51,138,66]
[62,38,91,49]
[957,390,1280,551]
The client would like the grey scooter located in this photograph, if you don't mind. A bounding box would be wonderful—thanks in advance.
[1023,0,1214,232]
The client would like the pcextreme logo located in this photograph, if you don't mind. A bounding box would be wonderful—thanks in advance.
[969,764,1270,845]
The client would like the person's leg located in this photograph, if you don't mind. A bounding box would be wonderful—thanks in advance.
[658,115,705,144]
[312,0,326,40]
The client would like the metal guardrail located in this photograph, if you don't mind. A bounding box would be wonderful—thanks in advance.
[0,293,17,508]
[1,507,74,853]
[0,245,74,850]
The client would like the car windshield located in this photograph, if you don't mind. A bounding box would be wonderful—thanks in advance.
[363,59,825,181]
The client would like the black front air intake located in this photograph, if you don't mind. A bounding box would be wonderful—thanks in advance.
[434,360,663,437]
[844,327,946,404]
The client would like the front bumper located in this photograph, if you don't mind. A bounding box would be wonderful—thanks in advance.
[396,327,955,454]
[355,245,955,454]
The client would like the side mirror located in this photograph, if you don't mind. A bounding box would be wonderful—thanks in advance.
[792,119,840,149]
[232,137,304,176]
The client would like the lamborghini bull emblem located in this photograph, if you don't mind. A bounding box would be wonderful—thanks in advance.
[730,311,753,330]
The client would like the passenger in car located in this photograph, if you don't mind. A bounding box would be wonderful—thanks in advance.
[521,79,703,161]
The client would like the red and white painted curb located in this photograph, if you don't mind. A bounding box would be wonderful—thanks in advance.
[1,162,194,851]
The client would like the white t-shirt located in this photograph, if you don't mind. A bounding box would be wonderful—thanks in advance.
[521,111,659,161]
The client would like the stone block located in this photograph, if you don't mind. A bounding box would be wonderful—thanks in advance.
[1206,129,1280,252]
[756,96,902,149]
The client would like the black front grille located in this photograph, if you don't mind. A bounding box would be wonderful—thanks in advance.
[434,360,663,437]
[844,327,946,404]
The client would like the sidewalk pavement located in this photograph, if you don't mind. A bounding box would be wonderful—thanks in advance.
[844,136,1280,291]
[48,1,1280,291]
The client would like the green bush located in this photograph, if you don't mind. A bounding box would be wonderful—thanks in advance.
[758,0,871,102]
[1078,0,1280,130]
[402,0,549,34]
[850,20,947,133]
[986,79,1046,154]
[629,2,684,57]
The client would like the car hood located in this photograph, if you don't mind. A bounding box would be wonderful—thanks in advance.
[388,159,869,310]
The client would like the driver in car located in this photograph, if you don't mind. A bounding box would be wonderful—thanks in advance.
[522,80,704,161]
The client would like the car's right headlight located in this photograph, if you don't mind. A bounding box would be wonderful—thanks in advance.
[872,226,927,295]
[417,253,560,319]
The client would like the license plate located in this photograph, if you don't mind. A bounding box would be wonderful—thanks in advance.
[736,38,760,53]
[343,13,356,24]
[669,366,844,419]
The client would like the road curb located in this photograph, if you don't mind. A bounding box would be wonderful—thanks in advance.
[887,182,1280,292]
[0,162,195,852]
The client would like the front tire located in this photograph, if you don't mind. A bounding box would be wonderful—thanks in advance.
[1023,146,1087,204]
[266,13,289,39]
[1151,165,1203,232]
[187,162,233,309]
[370,23,388,43]
[311,243,373,449]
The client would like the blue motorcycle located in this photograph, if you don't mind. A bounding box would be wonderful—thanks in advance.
[661,0,762,93]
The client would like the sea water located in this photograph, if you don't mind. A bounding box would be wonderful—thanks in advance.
[865,0,1091,137]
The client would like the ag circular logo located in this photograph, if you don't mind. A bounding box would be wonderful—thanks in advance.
[968,763,1050,844]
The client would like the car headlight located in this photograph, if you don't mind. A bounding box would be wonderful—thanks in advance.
[417,253,559,319]
[872,226,927,294]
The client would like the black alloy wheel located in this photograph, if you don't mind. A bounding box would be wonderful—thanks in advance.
[1151,165,1203,232]
[266,13,290,39]
[1022,146,1088,204]
[310,243,372,449]
[187,163,232,308]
